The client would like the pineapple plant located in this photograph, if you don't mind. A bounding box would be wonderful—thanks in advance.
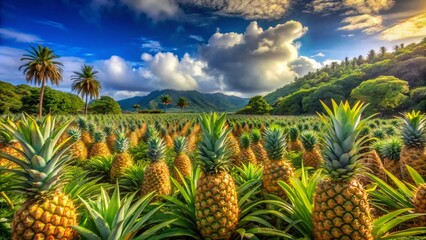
[250,128,269,165]
[77,117,92,146]
[300,130,323,169]
[172,136,193,183]
[195,112,239,239]
[104,124,116,153]
[0,115,78,239]
[414,183,426,227]
[67,127,88,161]
[0,119,21,168]
[400,111,426,179]
[110,130,134,180]
[127,123,138,148]
[162,127,174,148]
[227,132,241,163]
[238,133,257,166]
[288,127,303,152]
[140,136,171,197]
[313,100,374,240]
[359,146,387,185]
[262,125,295,198]
[380,137,403,179]
[89,130,111,158]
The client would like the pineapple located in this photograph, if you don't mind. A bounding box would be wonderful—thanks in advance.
[300,130,323,169]
[288,127,303,152]
[110,130,134,180]
[262,125,295,198]
[238,133,257,166]
[227,132,241,163]
[172,136,193,183]
[186,128,198,152]
[380,137,403,179]
[104,124,116,153]
[162,127,174,148]
[67,127,88,161]
[140,136,171,197]
[196,113,239,239]
[414,184,426,226]
[359,148,387,185]
[400,111,426,179]
[127,124,138,148]
[313,100,374,240]
[77,117,92,146]
[250,128,269,165]
[0,115,77,239]
[0,120,22,168]
[89,130,111,158]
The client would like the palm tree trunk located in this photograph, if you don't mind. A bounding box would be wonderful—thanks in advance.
[85,94,89,115]
[39,81,46,118]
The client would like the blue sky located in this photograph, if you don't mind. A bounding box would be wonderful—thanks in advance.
[1,0,425,99]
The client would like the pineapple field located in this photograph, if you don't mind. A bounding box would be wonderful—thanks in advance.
[1,101,426,240]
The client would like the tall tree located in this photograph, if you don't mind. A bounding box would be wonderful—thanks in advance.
[393,45,400,52]
[177,97,189,112]
[380,46,387,58]
[19,45,63,117]
[357,55,364,65]
[367,49,376,63]
[71,65,102,115]
[160,94,172,112]
[133,104,141,112]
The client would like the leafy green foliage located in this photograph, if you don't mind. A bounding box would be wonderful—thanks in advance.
[89,96,122,114]
[237,96,273,115]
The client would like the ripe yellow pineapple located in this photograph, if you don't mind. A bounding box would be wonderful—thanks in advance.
[67,127,88,161]
[172,136,193,183]
[300,130,323,169]
[400,111,426,179]
[313,100,374,240]
[104,124,116,153]
[127,124,139,148]
[238,133,257,166]
[227,132,241,163]
[288,127,303,152]
[262,125,295,198]
[110,130,134,180]
[140,135,171,197]
[89,130,111,158]
[162,127,174,148]
[195,113,239,239]
[0,115,78,239]
[358,146,387,185]
[250,128,269,165]
[77,117,93,146]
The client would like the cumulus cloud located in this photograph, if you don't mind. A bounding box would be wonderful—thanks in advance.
[141,40,163,52]
[199,20,308,93]
[306,0,394,15]
[338,14,383,33]
[380,12,426,41]
[289,56,321,77]
[0,28,42,43]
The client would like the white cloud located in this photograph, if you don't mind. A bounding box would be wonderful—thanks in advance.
[306,0,394,15]
[289,56,322,77]
[189,34,204,42]
[380,12,426,41]
[0,28,42,43]
[341,34,355,37]
[311,52,325,57]
[338,14,383,33]
[141,40,163,52]
[322,59,341,66]
[120,0,180,21]
[199,20,308,93]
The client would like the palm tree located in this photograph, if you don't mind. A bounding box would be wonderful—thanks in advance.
[160,94,172,112]
[177,97,189,112]
[357,55,364,65]
[71,65,102,115]
[380,46,387,58]
[393,45,400,52]
[133,104,141,112]
[367,49,376,63]
[19,45,63,117]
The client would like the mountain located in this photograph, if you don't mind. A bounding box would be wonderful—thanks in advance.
[263,39,426,115]
[118,89,249,112]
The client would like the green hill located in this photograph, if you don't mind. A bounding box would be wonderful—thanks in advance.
[118,89,249,112]
[264,39,426,115]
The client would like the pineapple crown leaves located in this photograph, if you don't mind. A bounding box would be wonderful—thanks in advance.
[288,127,299,141]
[379,137,402,161]
[317,100,375,180]
[173,136,187,154]
[250,128,262,143]
[400,110,426,148]
[67,127,82,142]
[300,130,318,151]
[0,117,16,143]
[147,136,167,162]
[263,125,287,161]
[93,130,106,143]
[240,133,251,149]
[104,124,114,136]
[76,117,88,130]
[146,125,159,139]
[198,112,232,173]
[88,122,96,134]
[0,114,74,196]
[114,130,129,153]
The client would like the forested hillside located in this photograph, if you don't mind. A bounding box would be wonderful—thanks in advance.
[265,39,426,115]
[0,81,84,114]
